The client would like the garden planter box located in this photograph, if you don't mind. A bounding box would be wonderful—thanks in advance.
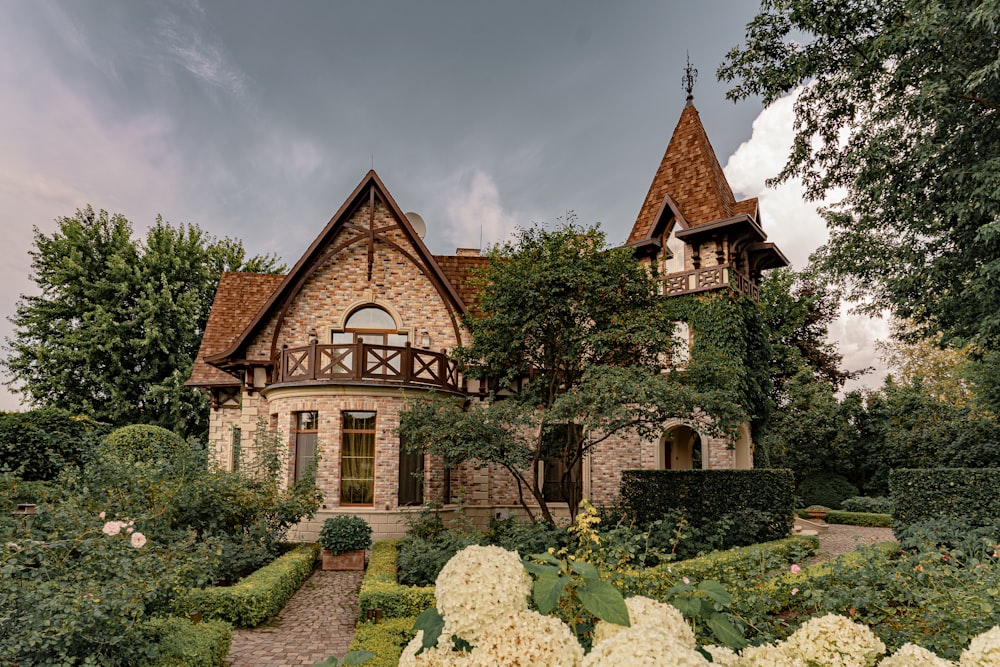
[322,548,365,571]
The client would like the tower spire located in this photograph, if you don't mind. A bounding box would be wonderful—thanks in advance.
[682,52,698,106]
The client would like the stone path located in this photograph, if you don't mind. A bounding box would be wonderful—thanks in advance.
[225,570,363,667]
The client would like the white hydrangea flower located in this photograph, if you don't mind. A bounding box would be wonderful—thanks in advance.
[591,595,695,648]
[704,644,740,666]
[736,642,809,667]
[435,545,533,645]
[468,610,583,667]
[961,626,1000,666]
[398,631,471,667]
[878,643,955,667]
[781,614,885,667]
[583,625,709,667]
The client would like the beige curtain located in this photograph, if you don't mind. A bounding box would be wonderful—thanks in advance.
[341,412,375,504]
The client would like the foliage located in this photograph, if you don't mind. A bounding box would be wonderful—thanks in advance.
[841,496,894,515]
[101,423,191,465]
[825,511,893,528]
[1,206,284,438]
[143,616,233,667]
[359,541,436,620]
[401,221,743,523]
[798,473,859,510]
[721,0,1000,350]
[620,469,795,550]
[184,544,319,628]
[312,652,374,667]
[0,407,110,481]
[891,468,1000,536]
[319,515,373,554]
[347,616,416,667]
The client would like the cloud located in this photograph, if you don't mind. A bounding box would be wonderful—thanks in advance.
[443,169,519,251]
[723,91,888,390]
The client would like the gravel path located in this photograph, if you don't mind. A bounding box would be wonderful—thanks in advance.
[813,523,895,562]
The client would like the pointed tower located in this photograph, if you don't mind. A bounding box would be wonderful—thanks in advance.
[625,69,787,300]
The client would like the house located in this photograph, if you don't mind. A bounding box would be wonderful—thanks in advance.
[186,93,787,539]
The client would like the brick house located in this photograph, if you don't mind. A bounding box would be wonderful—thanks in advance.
[187,97,787,538]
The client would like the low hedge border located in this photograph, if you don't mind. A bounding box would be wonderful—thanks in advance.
[825,510,892,527]
[184,543,319,628]
[615,535,819,599]
[146,616,233,667]
[358,540,435,619]
[347,616,416,667]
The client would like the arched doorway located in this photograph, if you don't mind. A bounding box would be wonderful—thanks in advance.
[661,425,703,470]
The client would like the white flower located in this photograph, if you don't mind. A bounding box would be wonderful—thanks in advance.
[591,595,694,648]
[398,631,471,667]
[781,614,885,667]
[102,521,124,536]
[704,645,740,667]
[468,610,583,667]
[737,643,808,667]
[130,532,147,548]
[435,545,533,645]
[879,643,955,666]
[584,625,709,667]
[961,626,1000,666]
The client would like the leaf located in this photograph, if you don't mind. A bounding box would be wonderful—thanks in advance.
[534,573,569,615]
[571,560,599,581]
[577,579,629,627]
[343,651,375,666]
[522,560,557,577]
[706,613,747,650]
[412,607,444,654]
[528,552,560,565]
[697,580,733,608]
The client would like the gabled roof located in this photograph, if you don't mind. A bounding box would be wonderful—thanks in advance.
[186,272,286,387]
[434,254,491,318]
[205,170,469,368]
[627,101,757,244]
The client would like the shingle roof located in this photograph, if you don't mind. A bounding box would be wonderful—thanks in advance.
[186,272,285,387]
[627,102,756,244]
[434,255,490,317]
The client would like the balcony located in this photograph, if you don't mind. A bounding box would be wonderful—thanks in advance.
[272,341,465,394]
[661,264,760,301]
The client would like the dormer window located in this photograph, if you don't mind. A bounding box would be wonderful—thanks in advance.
[332,305,408,347]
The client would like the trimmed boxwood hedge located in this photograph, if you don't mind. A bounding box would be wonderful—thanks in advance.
[146,617,232,667]
[184,543,318,628]
[348,616,416,667]
[359,540,435,619]
[620,469,795,550]
[890,468,1000,533]
[825,510,892,528]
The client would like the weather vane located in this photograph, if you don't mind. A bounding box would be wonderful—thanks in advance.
[682,52,698,102]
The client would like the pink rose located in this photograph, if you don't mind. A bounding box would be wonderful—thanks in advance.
[791,588,799,595]
[790,564,801,574]
[98,511,106,520]
[102,521,123,536]
[130,532,147,548]
[682,577,690,584]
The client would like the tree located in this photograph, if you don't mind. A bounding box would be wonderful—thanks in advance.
[399,222,743,524]
[2,206,284,438]
[720,0,1000,354]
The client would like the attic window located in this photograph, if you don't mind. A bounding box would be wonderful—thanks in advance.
[345,306,395,330]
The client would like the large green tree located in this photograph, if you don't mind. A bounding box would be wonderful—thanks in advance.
[2,206,283,438]
[720,0,1000,355]
[400,222,744,524]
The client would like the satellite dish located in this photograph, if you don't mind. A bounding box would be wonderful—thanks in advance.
[405,212,426,239]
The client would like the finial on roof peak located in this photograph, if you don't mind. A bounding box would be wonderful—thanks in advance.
[682,52,698,106]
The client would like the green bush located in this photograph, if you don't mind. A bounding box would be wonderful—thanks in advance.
[359,541,435,619]
[101,424,191,465]
[891,468,1000,533]
[826,510,893,527]
[185,543,318,628]
[397,530,481,587]
[797,472,859,510]
[320,515,373,554]
[0,407,110,480]
[619,469,795,551]
[841,496,894,514]
[347,616,416,667]
[145,616,232,667]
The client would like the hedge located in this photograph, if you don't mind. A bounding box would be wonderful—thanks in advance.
[146,617,232,667]
[184,543,318,628]
[825,510,892,528]
[359,540,435,619]
[620,469,795,550]
[0,407,110,481]
[890,468,1000,533]
[347,616,416,667]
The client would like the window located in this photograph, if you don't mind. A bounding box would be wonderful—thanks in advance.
[398,435,424,506]
[541,424,582,504]
[294,411,318,481]
[332,306,407,373]
[341,411,376,504]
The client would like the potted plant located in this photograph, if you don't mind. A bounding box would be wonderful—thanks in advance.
[804,505,830,521]
[319,515,372,570]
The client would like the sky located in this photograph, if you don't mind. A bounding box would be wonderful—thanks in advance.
[0,0,887,412]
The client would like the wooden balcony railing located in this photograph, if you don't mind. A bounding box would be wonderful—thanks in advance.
[661,264,760,301]
[274,342,464,393]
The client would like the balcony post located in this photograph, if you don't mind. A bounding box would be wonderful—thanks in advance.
[403,342,413,384]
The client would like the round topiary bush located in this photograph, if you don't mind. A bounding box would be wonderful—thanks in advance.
[319,515,372,554]
[102,424,189,465]
[798,473,859,510]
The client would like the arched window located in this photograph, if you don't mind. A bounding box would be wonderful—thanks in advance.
[332,306,408,346]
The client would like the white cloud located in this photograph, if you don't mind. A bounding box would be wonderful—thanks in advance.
[443,169,519,251]
[724,91,888,390]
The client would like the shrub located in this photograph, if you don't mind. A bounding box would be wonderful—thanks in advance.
[397,530,480,586]
[101,424,191,465]
[347,616,415,667]
[358,541,435,619]
[841,495,894,514]
[145,616,232,667]
[184,543,319,628]
[826,510,893,528]
[0,407,110,480]
[798,472,859,510]
[891,468,1000,534]
[619,469,795,551]
[319,515,373,554]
